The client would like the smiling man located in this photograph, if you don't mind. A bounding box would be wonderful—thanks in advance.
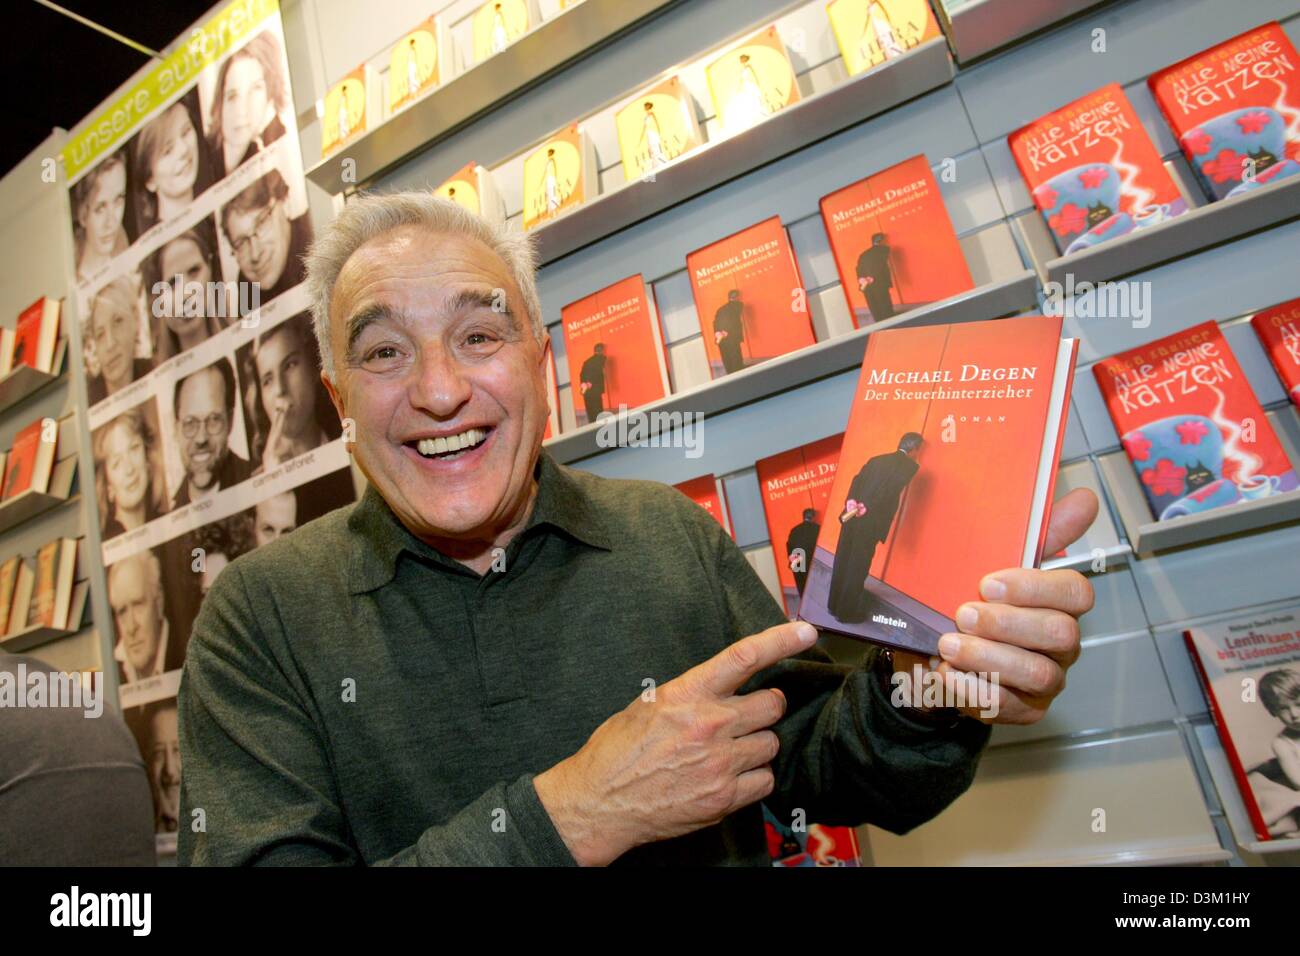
[177,194,1097,866]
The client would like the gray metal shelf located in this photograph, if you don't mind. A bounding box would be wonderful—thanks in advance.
[1044,175,1300,287]
[0,339,68,416]
[304,0,684,194]
[534,35,955,264]
[545,269,1037,464]
[936,0,1110,63]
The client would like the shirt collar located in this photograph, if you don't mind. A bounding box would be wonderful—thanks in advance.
[348,446,612,594]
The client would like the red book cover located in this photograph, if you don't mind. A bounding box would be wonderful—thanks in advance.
[796,315,1078,655]
[561,275,670,427]
[543,347,560,440]
[1149,22,1300,203]
[1252,297,1300,408]
[1184,601,1300,842]
[1093,320,1298,522]
[1009,83,1189,256]
[3,420,45,500]
[756,433,844,617]
[686,216,815,379]
[762,805,861,866]
[673,473,733,538]
[14,297,58,373]
[820,154,974,327]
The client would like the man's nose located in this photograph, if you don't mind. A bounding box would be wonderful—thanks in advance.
[408,342,472,417]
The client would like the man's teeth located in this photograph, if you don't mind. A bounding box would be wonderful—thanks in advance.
[416,428,487,458]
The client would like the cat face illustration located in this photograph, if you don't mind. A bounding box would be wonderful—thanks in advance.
[1184,459,1216,491]
[1087,202,1114,227]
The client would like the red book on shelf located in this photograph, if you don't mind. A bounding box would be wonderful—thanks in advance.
[673,474,733,539]
[13,297,60,374]
[1008,83,1188,256]
[2,418,57,500]
[561,275,670,427]
[796,314,1078,656]
[1252,297,1300,408]
[1148,22,1300,203]
[543,346,560,440]
[1183,600,1300,843]
[1093,320,1298,522]
[686,216,815,380]
[756,433,844,618]
[820,154,973,327]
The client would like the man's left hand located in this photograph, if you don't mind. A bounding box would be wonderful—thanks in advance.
[894,488,1098,725]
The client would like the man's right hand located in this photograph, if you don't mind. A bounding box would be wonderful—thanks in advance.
[534,621,818,866]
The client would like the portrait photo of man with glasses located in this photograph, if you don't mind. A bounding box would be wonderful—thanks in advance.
[170,356,252,509]
[219,167,311,314]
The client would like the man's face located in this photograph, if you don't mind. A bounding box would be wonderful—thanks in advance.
[227,196,291,290]
[147,705,181,832]
[254,491,297,547]
[323,226,549,544]
[177,367,231,491]
[92,292,138,391]
[111,560,163,676]
[256,326,315,441]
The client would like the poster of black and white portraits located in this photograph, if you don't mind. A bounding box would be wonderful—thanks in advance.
[62,1,357,852]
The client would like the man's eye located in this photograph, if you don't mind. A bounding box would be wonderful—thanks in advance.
[465,332,496,347]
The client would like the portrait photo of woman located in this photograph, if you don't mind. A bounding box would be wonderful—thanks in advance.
[145,218,230,364]
[69,150,132,284]
[129,88,214,235]
[92,401,171,541]
[204,31,290,181]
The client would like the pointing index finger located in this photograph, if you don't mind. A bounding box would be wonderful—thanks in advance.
[684,621,818,699]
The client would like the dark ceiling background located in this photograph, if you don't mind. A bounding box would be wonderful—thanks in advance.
[4,0,218,180]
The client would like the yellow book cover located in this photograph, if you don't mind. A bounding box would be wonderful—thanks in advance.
[389,18,441,114]
[521,125,587,230]
[705,25,801,136]
[27,540,59,629]
[436,162,484,215]
[0,556,19,637]
[473,0,529,63]
[827,0,940,77]
[615,76,702,182]
[321,66,367,157]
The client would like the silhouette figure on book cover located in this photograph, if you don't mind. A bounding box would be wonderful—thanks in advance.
[827,432,922,623]
[579,343,607,424]
[713,289,746,373]
[786,507,821,598]
[855,232,895,322]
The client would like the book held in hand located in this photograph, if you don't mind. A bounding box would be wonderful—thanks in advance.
[1251,297,1300,407]
[756,433,844,618]
[561,275,670,427]
[1149,23,1300,203]
[826,0,941,77]
[796,315,1079,656]
[1184,601,1300,841]
[673,474,733,539]
[1092,320,1298,522]
[705,25,801,136]
[820,154,973,327]
[1009,83,1188,256]
[686,216,815,379]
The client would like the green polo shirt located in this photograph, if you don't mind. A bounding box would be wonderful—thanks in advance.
[177,448,991,866]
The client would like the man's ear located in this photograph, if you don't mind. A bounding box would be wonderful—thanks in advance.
[321,370,349,443]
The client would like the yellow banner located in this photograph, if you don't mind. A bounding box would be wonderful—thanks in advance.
[61,0,279,182]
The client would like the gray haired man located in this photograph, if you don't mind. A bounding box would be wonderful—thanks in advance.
[177,193,1097,866]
